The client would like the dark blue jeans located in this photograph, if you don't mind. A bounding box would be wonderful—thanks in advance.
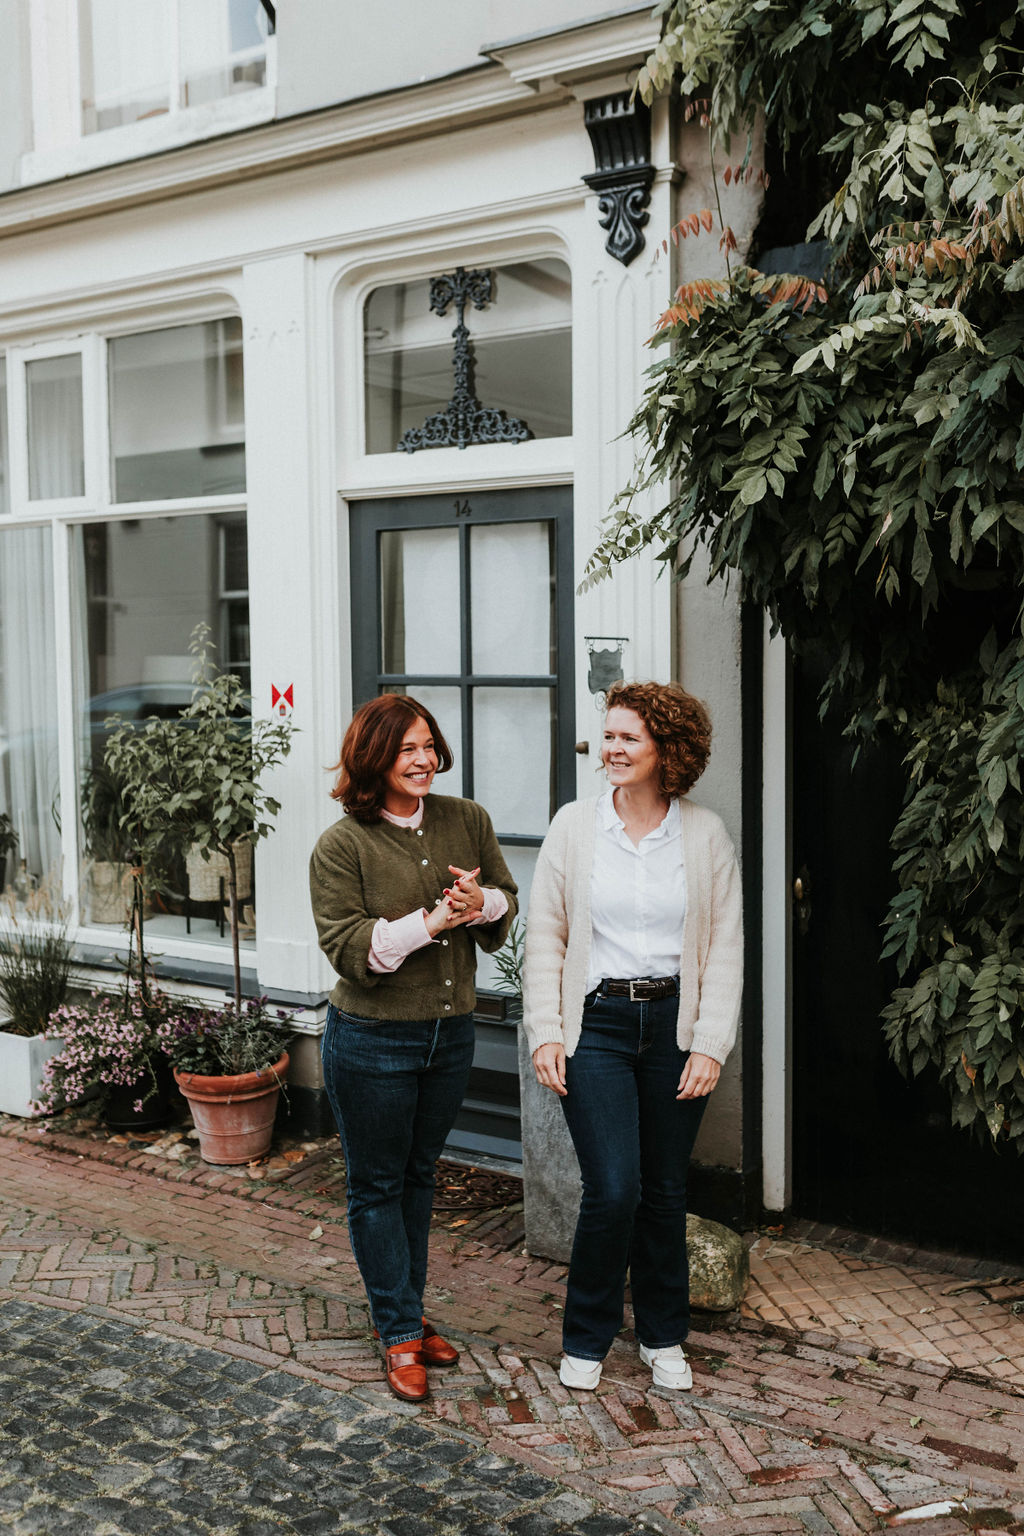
[559,991,708,1361]
[321,1002,475,1347]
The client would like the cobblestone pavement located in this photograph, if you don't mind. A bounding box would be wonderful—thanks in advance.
[0,1294,629,1536]
[1,1127,1024,1536]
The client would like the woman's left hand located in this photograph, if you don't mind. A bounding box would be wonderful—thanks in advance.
[676,1052,721,1099]
[446,865,484,919]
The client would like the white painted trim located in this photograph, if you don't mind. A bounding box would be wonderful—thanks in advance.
[761,620,792,1213]
[51,517,79,919]
[2,66,543,238]
[484,10,661,94]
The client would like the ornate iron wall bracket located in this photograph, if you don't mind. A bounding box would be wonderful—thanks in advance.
[397,267,533,453]
[582,92,655,266]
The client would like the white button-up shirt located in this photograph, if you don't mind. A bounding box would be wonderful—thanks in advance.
[587,790,686,992]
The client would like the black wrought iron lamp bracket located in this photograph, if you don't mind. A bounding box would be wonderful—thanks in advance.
[397,267,533,453]
[582,92,655,266]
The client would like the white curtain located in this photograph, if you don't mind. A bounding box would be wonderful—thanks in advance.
[26,358,84,500]
[0,527,61,883]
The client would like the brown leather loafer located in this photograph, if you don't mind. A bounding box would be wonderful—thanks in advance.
[373,1318,459,1367]
[421,1319,459,1367]
[384,1342,428,1402]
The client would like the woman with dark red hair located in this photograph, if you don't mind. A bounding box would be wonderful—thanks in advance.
[310,694,516,1402]
[523,680,742,1394]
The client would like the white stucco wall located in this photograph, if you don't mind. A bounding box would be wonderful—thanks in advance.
[276,1,648,117]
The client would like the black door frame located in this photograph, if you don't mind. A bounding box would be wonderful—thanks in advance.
[349,486,576,837]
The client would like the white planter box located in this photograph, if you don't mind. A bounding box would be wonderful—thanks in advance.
[0,1030,64,1117]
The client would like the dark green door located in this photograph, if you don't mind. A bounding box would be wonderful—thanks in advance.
[349,487,575,1161]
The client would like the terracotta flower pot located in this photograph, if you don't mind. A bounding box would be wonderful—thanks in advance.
[174,1051,288,1166]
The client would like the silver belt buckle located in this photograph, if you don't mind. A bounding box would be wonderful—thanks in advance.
[629,979,642,1002]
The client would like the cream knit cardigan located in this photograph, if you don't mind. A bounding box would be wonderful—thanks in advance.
[522,796,743,1065]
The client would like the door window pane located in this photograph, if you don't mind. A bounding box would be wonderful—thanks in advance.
[74,513,250,943]
[380,528,460,675]
[363,259,572,454]
[0,526,60,890]
[0,360,8,516]
[27,355,85,500]
[473,687,554,836]
[80,0,171,134]
[109,319,246,502]
[470,522,553,676]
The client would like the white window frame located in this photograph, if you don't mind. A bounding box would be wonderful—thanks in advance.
[0,313,251,967]
[23,0,277,186]
[334,244,576,501]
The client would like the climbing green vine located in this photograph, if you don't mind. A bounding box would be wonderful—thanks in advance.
[588,0,1024,1150]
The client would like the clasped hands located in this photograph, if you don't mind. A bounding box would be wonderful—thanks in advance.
[423,865,484,939]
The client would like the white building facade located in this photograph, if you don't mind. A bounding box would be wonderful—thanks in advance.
[0,1,774,1235]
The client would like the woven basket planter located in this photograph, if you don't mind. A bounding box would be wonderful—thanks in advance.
[185,840,253,903]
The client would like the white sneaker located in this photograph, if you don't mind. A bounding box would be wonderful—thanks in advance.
[559,1353,603,1390]
[639,1344,693,1390]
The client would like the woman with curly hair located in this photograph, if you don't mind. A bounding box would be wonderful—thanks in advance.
[310,694,517,1403]
[523,680,742,1392]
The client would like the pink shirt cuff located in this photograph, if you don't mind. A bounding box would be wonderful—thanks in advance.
[367,909,433,973]
[468,888,509,926]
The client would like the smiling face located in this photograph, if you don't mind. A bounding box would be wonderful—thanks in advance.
[602,706,662,793]
[383,713,440,815]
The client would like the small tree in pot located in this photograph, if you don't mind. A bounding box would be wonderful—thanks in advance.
[102,626,296,1163]
[103,625,295,1009]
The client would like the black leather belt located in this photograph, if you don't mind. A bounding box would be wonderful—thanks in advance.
[599,976,679,1001]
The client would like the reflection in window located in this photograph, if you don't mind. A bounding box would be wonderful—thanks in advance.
[0,526,60,890]
[74,513,250,943]
[80,0,272,135]
[0,359,8,516]
[27,355,85,500]
[363,259,572,454]
[109,319,246,502]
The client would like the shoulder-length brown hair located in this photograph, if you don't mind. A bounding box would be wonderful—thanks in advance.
[604,679,711,797]
[330,694,453,823]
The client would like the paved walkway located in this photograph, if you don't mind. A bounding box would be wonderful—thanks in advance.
[1,1113,1023,1536]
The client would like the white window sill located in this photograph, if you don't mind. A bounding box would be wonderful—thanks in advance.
[20,87,276,187]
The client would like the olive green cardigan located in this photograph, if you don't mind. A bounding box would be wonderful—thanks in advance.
[309,795,517,1020]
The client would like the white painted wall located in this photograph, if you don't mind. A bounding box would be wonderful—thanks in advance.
[276,0,646,117]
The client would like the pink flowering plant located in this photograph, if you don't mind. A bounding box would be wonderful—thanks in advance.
[32,984,199,1117]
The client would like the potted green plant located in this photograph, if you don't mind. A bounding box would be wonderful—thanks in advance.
[162,995,293,1164]
[32,982,187,1128]
[101,624,296,1162]
[80,760,136,925]
[102,624,295,1007]
[0,875,75,1117]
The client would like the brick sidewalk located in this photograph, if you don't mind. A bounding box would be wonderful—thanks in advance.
[2,1118,1024,1535]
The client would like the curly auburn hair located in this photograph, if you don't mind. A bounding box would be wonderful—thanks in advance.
[604,680,712,797]
[330,694,453,823]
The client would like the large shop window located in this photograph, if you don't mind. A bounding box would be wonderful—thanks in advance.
[109,319,245,501]
[0,318,252,958]
[363,259,572,454]
[0,526,60,891]
[79,0,273,135]
[74,514,250,944]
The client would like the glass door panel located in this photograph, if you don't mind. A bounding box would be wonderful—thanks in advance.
[470,522,553,676]
[380,527,460,675]
[472,686,553,836]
